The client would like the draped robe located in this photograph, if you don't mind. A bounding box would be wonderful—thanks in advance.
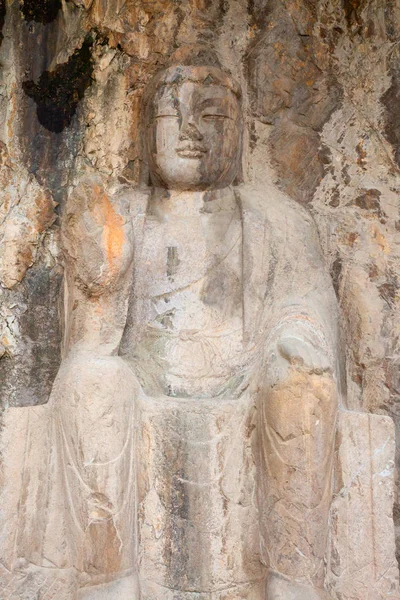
[0,181,341,597]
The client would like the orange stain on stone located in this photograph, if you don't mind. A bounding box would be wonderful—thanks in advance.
[371,225,391,254]
[93,185,125,273]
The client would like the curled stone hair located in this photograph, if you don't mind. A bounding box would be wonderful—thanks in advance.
[142,44,242,109]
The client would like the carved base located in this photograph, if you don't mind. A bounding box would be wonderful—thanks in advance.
[77,574,139,599]
[327,411,400,600]
[1,401,399,599]
[139,579,266,600]
[136,392,265,596]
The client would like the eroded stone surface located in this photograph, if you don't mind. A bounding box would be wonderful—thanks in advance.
[0,1,399,598]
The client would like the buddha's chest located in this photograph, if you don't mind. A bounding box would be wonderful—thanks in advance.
[136,212,243,322]
[127,211,247,397]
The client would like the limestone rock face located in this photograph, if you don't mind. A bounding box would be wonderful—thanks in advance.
[0,1,399,599]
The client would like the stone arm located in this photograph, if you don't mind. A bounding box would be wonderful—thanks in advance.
[62,176,134,297]
[60,176,135,355]
[240,182,340,386]
[245,185,341,596]
[257,186,340,389]
[264,299,337,388]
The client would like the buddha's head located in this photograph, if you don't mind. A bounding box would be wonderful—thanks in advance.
[142,45,243,191]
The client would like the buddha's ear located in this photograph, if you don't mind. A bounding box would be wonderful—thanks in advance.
[233,165,243,186]
[138,158,151,187]
[233,136,244,186]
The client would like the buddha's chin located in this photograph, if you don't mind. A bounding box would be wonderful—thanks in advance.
[155,166,212,191]
[151,152,234,191]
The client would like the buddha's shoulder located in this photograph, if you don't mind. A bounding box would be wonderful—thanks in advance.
[102,181,150,218]
[112,182,151,209]
[236,182,314,231]
[67,175,150,219]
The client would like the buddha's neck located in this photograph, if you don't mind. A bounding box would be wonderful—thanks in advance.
[149,186,238,217]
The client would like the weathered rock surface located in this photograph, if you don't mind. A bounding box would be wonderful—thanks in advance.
[0,0,399,598]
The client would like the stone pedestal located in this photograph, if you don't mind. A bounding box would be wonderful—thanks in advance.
[0,404,77,599]
[0,404,52,570]
[136,392,266,599]
[1,404,399,599]
[327,411,400,600]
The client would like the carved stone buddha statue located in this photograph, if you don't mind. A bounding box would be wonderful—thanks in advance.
[2,46,343,600]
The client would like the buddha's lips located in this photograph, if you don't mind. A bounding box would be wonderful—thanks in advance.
[176,145,207,158]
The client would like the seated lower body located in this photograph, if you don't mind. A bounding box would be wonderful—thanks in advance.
[40,353,337,599]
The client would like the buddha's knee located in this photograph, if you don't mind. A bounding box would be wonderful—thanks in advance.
[259,369,338,482]
[258,370,337,558]
[263,367,337,435]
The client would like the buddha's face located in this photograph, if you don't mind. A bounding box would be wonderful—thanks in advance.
[145,78,242,191]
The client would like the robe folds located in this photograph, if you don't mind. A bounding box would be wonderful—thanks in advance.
[0,181,342,596]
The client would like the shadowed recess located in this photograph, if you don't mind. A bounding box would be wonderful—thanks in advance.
[20,0,61,24]
[382,61,400,168]
[0,0,5,45]
[22,37,94,133]
[342,0,365,26]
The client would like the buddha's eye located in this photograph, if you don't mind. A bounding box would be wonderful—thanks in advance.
[155,114,179,119]
[202,113,230,121]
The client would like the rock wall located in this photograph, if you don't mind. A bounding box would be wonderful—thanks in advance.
[0,0,399,561]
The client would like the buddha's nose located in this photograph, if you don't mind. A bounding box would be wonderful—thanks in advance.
[179,117,203,141]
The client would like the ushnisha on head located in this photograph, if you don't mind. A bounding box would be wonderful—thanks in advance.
[142,45,243,192]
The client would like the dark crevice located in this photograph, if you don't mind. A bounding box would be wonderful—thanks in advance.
[0,0,5,46]
[20,0,62,24]
[382,60,400,168]
[219,0,228,17]
[247,0,272,31]
[330,256,343,299]
[22,36,94,133]
[342,0,365,27]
